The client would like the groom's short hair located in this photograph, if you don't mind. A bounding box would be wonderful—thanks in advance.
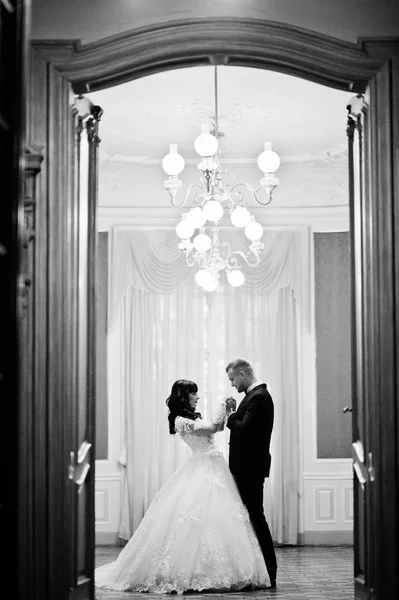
[225,359,254,374]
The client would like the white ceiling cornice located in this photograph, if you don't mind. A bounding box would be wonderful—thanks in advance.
[99,144,348,166]
[98,205,349,233]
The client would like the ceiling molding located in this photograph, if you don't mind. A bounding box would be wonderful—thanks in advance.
[99,148,348,166]
[98,205,349,233]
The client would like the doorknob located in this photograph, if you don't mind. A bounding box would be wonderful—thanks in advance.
[68,441,92,494]
[343,406,353,413]
[368,452,375,482]
[353,440,368,490]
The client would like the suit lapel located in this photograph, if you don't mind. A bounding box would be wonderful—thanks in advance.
[237,393,250,413]
[238,384,266,412]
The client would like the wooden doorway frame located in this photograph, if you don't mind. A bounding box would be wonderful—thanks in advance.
[33,18,397,94]
[24,18,398,600]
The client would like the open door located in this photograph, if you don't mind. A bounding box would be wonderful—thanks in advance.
[22,46,102,600]
[347,52,399,600]
[67,97,103,600]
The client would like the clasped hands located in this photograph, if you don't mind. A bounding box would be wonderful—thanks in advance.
[224,396,237,413]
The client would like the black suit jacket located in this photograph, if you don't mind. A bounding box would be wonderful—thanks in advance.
[226,383,274,479]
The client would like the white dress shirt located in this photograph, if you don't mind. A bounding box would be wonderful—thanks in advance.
[227,381,265,416]
[246,380,265,394]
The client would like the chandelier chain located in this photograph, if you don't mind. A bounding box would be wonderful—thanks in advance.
[214,66,219,139]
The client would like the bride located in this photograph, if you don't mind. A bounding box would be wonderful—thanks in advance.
[95,379,270,594]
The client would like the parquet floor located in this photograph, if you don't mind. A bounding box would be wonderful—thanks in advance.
[95,545,354,600]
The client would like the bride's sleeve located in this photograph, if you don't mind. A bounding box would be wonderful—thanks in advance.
[210,399,227,432]
[175,416,196,435]
[175,401,227,437]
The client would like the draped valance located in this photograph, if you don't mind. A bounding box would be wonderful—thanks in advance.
[109,227,310,329]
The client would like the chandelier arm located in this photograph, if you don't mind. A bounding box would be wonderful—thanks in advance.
[226,197,236,210]
[230,182,274,207]
[183,184,207,205]
[220,167,237,189]
[168,189,186,209]
[185,253,199,267]
[227,249,261,267]
[169,183,207,208]
[229,188,245,206]
[192,191,205,206]
[216,235,230,252]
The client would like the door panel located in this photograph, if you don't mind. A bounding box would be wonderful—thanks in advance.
[348,52,399,600]
[68,100,102,600]
[371,57,399,600]
[348,96,371,600]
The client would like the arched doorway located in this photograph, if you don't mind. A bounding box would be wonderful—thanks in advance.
[21,19,398,599]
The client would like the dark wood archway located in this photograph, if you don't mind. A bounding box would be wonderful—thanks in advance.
[21,19,399,600]
[32,18,396,93]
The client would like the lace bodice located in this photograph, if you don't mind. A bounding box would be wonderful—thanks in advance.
[175,401,226,456]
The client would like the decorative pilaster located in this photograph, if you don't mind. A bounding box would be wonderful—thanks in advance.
[19,148,43,317]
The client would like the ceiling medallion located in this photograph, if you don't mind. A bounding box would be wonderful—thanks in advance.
[162,67,280,292]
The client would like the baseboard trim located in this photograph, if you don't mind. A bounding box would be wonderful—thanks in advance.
[303,530,353,545]
[95,531,122,546]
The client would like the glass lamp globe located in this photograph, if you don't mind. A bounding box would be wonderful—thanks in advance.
[193,233,212,253]
[176,214,195,239]
[203,200,224,222]
[227,269,245,287]
[194,124,219,157]
[230,206,251,228]
[257,142,280,173]
[245,217,264,241]
[187,206,207,229]
[162,144,185,176]
[202,277,219,292]
[195,269,213,288]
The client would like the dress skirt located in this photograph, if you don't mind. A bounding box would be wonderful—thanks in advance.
[95,449,270,593]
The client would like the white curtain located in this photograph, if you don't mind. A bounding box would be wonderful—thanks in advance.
[269,287,300,544]
[108,227,309,545]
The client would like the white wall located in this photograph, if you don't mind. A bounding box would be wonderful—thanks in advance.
[32,0,399,45]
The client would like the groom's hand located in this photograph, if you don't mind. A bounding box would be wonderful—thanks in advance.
[226,397,236,411]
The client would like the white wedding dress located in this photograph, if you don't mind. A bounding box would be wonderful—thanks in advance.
[95,401,270,593]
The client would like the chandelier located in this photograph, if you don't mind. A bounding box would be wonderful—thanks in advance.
[162,67,280,292]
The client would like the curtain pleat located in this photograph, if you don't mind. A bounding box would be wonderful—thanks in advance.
[269,288,300,544]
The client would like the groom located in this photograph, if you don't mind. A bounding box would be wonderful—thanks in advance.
[225,359,277,588]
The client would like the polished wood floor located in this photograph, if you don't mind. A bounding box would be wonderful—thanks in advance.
[95,546,354,600]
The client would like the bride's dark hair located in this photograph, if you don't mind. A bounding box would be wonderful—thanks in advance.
[166,379,202,434]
